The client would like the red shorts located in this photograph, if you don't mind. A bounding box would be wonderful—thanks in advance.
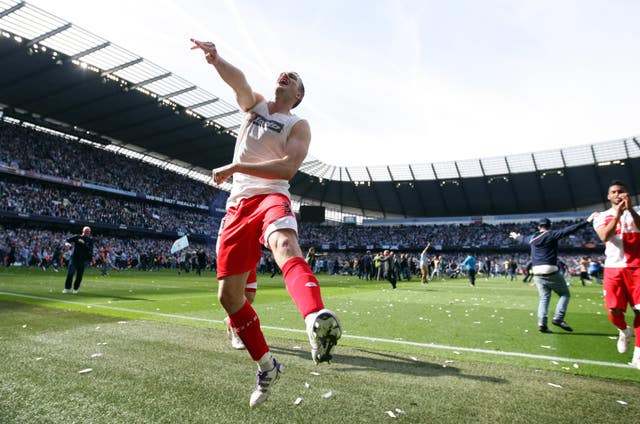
[603,267,640,311]
[216,194,297,279]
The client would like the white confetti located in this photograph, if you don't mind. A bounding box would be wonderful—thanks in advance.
[453,351,460,355]
[540,345,552,349]
[35,357,44,361]
[409,356,418,361]
[386,411,397,418]
[22,324,27,328]
[97,342,108,346]
[321,390,333,399]
[608,336,617,340]
[547,383,563,388]
[304,382,311,389]
[444,360,455,364]
[524,329,529,333]
[117,321,127,324]
[294,397,303,405]
[292,346,302,350]
[310,371,320,376]
[95,326,100,330]
[91,353,103,358]
[573,364,579,369]
[395,408,406,414]
[78,368,93,374]
[617,400,628,406]
[551,361,559,365]
[484,340,493,344]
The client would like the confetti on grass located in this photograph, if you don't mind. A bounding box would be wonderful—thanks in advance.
[547,383,563,388]
[78,368,93,374]
[310,371,320,376]
[386,411,397,418]
[617,400,628,406]
[321,391,333,399]
[294,397,303,405]
[91,353,103,358]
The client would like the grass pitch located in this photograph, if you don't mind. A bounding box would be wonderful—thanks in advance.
[1,267,639,423]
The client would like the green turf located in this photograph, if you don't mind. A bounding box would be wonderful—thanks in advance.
[1,267,639,423]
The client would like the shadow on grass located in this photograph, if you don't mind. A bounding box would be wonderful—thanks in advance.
[271,345,507,384]
[545,331,613,337]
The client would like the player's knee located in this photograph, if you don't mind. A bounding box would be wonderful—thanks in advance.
[270,230,300,254]
[610,308,624,316]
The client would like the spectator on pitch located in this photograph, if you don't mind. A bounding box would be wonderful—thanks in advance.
[62,226,94,294]
[378,249,397,289]
[578,256,591,286]
[419,242,431,285]
[462,253,477,286]
[588,257,602,285]
[510,214,597,333]
[592,180,640,368]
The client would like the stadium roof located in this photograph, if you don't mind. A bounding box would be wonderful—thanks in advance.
[1,1,639,219]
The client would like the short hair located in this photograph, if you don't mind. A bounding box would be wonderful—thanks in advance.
[292,80,305,109]
[609,179,626,189]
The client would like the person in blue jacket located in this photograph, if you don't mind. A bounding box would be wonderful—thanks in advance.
[510,215,597,333]
[462,253,477,286]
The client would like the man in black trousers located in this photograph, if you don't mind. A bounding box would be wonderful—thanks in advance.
[62,226,94,294]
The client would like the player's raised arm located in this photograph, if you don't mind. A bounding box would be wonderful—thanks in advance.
[190,39,264,111]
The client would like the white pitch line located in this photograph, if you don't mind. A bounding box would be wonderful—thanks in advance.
[0,291,632,369]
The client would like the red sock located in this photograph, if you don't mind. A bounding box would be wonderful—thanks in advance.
[635,314,640,347]
[281,256,324,317]
[228,301,269,361]
[608,310,627,330]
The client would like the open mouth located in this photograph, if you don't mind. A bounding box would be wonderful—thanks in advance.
[278,74,289,86]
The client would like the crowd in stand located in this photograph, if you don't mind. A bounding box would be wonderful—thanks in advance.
[0,121,226,207]
[1,179,218,236]
[297,219,599,250]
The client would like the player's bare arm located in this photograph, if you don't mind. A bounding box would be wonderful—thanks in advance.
[618,193,640,229]
[212,119,311,185]
[595,201,625,242]
[190,39,264,111]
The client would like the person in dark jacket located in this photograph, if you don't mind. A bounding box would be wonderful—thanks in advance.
[62,226,94,294]
[378,250,397,289]
[510,215,597,333]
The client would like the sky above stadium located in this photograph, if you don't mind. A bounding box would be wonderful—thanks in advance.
[31,0,640,167]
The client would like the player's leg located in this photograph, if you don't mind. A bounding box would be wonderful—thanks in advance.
[216,202,282,407]
[603,267,632,353]
[225,267,258,350]
[624,268,640,368]
[268,227,341,363]
[259,194,341,364]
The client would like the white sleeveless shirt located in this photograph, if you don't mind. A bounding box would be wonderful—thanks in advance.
[226,101,302,208]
